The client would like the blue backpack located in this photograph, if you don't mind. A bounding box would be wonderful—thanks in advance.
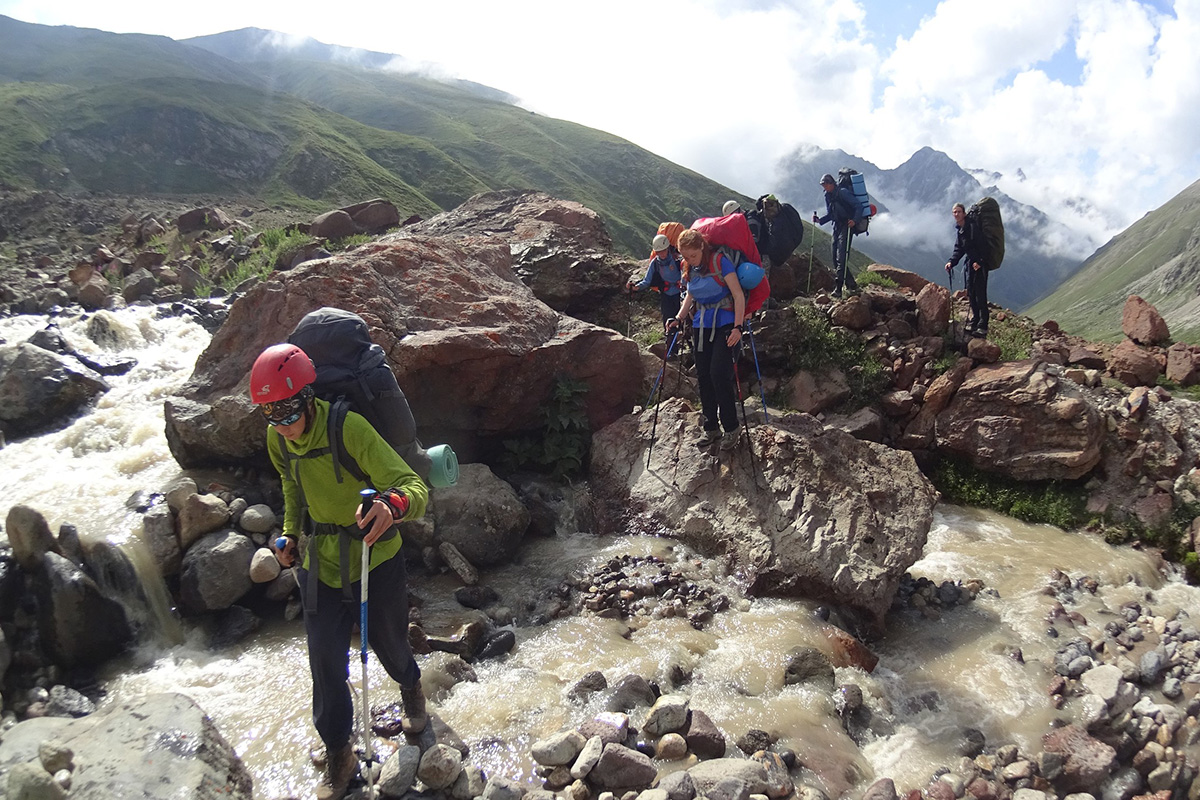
[837,168,874,235]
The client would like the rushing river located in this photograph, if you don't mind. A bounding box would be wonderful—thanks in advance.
[1,307,1196,800]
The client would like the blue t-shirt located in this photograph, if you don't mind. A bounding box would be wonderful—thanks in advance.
[686,254,737,329]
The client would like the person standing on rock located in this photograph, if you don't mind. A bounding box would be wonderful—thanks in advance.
[252,342,429,800]
[945,202,989,338]
[813,174,859,298]
[627,233,684,333]
[667,228,745,451]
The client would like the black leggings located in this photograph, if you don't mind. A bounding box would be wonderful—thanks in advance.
[297,552,420,750]
[693,324,739,433]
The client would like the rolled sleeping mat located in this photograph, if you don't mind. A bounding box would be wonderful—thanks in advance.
[427,444,459,488]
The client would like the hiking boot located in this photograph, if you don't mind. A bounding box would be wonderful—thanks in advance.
[400,683,428,735]
[973,328,988,339]
[832,288,843,299]
[696,428,721,448]
[316,743,358,800]
[720,429,741,451]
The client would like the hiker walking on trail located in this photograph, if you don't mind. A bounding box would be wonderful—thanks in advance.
[628,233,684,332]
[813,174,859,298]
[945,202,990,338]
[667,228,745,452]
[253,343,429,800]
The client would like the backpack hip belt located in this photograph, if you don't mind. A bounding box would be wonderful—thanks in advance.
[305,520,398,613]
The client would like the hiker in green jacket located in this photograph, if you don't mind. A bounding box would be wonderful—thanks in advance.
[252,342,430,800]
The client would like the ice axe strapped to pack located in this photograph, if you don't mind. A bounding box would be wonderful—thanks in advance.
[287,307,458,489]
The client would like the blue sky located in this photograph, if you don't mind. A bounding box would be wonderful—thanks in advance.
[2,0,1197,248]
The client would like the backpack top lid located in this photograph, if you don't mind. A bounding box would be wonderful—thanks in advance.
[691,213,761,266]
[287,307,387,386]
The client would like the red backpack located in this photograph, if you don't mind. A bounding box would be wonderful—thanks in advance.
[689,214,769,315]
[691,213,761,267]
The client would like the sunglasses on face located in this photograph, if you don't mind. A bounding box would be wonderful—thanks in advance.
[260,395,306,427]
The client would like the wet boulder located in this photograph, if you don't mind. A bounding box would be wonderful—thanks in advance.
[34,552,132,668]
[0,692,252,798]
[179,531,255,614]
[432,463,530,567]
[0,343,109,436]
[590,398,936,631]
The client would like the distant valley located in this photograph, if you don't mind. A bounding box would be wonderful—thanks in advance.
[773,145,1101,311]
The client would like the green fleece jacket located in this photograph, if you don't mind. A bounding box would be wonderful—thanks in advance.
[269,397,428,587]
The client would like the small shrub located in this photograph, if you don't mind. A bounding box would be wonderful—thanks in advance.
[240,227,313,282]
[1184,551,1199,583]
[989,315,1032,361]
[931,457,1088,531]
[856,271,897,289]
[145,234,170,254]
[501,375,590,477]
[1156,376,1200,402]
[329,233,373,252]
[783,302,889,407]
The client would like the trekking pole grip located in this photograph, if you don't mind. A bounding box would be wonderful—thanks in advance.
[360,488,379,519]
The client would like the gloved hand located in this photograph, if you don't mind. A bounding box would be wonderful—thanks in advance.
[356,497,395,545]
[812,213,820,224]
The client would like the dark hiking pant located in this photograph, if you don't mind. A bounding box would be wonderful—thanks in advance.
[694,324,739,434]
[832,224,857,293]
[659,292,682,330]
[297,552,420,751]
[965,264,989,332]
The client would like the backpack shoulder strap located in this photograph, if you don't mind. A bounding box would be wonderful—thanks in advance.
[327,398,369,486]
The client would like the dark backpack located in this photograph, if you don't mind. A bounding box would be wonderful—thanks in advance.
[966,197,1005,270]
[837,168,874,235]
[285,307,433,485]
[763,201,804,265]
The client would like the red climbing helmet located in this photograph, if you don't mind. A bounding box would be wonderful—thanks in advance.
[249,343,316,404]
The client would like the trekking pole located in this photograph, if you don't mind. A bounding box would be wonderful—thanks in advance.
[806,231,815,296]
[644,330,680,408]
[647,330,682,468]
[946,268,955,329]
[357,489,377,800]
[626,283,633,338]
[744,321,770,423]
[730,346,763,488]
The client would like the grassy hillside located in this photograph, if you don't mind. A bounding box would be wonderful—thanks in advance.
[0,15,256,88]
[1028,178,1200,342]
[0,18,852,265]
[0,18,743,255]
[0,77,478,216]
[241,58,747,253]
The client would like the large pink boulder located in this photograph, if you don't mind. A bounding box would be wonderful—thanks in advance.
[1121,295,1170,345]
